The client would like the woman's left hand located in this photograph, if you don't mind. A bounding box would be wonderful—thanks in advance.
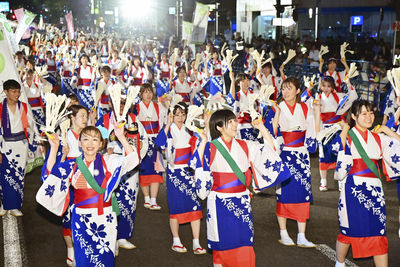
[252,116,264,130]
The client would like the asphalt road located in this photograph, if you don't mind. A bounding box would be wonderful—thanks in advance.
[1,151,400,267]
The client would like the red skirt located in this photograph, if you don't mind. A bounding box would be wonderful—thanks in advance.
[170,210,203,224]
[337,234,388,258]
[319,162,337,171]
[213,246,255,267]
[276,202,310,222]
[139,174,163,187]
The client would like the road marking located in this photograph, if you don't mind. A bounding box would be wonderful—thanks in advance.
[3,213,22,267]
[316,244,359,267]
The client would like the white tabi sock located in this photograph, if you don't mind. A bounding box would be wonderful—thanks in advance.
[150,198,157,206]
[193,238,201,250]
[144,196,150,204]
[67,247,74,261]
[173,237,182,246]
[335,260,345,267]
[320,179,327,187]
[297,233,307,244]
[280,229,290,239]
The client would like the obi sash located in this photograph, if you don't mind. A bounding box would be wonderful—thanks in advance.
[28,97,43,108]
[74,188,112,210]
[281,131,306,147]
[47,65,56,72]
[348,159,379,178]
[321,112,341,124]
[176,92,190,102]
[62,71,73,77]
[174,147,191,165]
[211,170,251,193]
[132,77,143,85]
[214,68,222,76]
[77,78,91,87]
[3,131,26,142]
[237,112,251,124]
[99,94,109,105]
[161,71,170,79]
[141,120,160,135]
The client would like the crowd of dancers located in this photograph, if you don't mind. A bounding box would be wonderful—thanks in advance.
[3,27,400,267]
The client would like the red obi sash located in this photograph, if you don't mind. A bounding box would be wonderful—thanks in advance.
[174,147,191,165]
[348,159,379,178]
[141,120,160,135]
[100,94,109,105]
[237,112,251,124]
[28,97,44,108]
[62,71,73,77]
[176,92,190,102]
[214,69,222,76]
[211,169,251,193]
[47,65,56,72]
[281,131,306,147]
[132,77,143,85]
[74,188,112,212]
[321,112,341,124]
[161,71,170,78]
[77,78,91,87]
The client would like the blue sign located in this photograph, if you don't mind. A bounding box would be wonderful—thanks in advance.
[351,16,363,26]
[0,2,9,12]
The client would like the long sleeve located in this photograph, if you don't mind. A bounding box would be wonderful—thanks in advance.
[305,105,317,153]
[189,142,213,200]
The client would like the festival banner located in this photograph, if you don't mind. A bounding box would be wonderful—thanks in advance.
[182,21,193,44]
[14,8,31,40]
[14,10,36,43]
[65,12,75,40]
[0,25,45,172]
[190,2,209,45]
[0,14,19,54]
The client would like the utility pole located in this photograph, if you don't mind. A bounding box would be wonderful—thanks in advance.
[216,2,220,36]
[274,0,284,40]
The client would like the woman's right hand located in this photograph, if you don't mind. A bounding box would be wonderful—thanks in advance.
[48,133,60,148]
[198,129,208,143]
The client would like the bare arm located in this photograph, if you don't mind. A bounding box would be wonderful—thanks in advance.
[229,71,236,100]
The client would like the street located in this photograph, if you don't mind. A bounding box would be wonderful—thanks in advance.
[1,152,400,267]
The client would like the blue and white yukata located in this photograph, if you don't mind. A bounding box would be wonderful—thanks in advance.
[42,58,59,92]
[37,152,139,267]
[96,111,149,241]
[133,101,167,187]
[155,124,203,223]
[301,84,358,170]
[276,101,318,222]
[60,59,76,95]
[226,90,259,141]
[0,100,39,210]
[208,60,228,96]
[189,137,290,266]
[71,65,95,110]
[332,127,400,258]
[154,61,172,98]
[22,81,46,134]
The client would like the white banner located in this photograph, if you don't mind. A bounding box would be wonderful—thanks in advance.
[191,2,209,45]
[0,25,28,101]
[14,10,36,44]
[182,21,193,44]
[0,25,44,173]
[0,15,19,54]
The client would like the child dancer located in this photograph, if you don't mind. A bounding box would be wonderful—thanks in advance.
[272,77,321,247]
[155,102,206,254]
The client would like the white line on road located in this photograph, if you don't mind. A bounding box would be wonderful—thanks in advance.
[3,213,22,267]
[316,244,359,267]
